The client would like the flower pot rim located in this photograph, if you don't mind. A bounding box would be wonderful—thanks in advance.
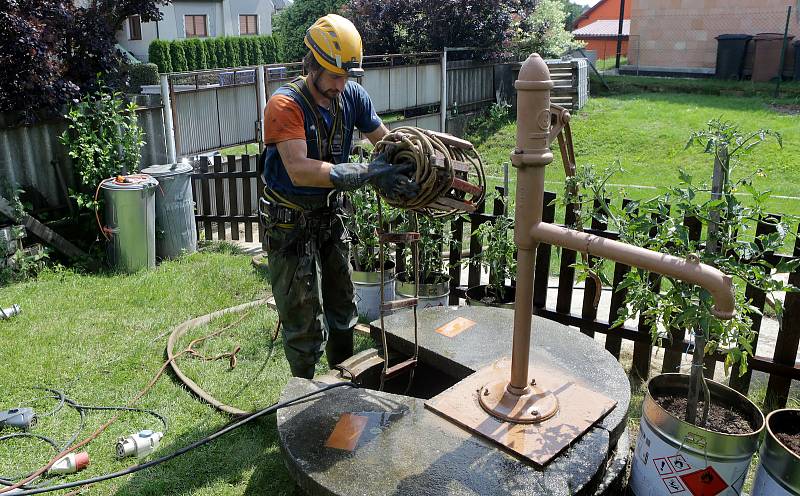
[465,284,516,308]
[645,373,765,438]
[763,408,800,457]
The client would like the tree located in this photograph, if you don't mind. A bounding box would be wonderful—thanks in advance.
[0,0,171,121]
[342,0,415,55]
[169,41,188,72]
[343,0,526,56]
[557,0,586,30]
[273,0,347,63]
[149,40,173,72]
[513,0,583,58]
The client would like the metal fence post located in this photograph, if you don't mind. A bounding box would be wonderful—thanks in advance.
[256,65,267,151]
[160,74,177,163]
[440,48,448,133]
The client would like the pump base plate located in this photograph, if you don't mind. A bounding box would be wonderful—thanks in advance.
[426,357,617,466]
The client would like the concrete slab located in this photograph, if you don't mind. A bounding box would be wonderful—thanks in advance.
[369,306,631,443]
[277,378,631,496]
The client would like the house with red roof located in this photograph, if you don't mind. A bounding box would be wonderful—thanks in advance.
[572,0,631,61]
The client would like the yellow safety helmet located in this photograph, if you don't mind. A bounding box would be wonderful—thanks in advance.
[304,14,364,77]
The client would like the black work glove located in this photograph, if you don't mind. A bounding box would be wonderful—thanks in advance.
[330,154,419,201]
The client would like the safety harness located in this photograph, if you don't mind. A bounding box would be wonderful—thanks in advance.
[285,76,345,161]
[259,76,349,235]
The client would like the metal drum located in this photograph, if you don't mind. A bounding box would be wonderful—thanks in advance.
[352,261,395,323]
[752,409,800,495]
[630,373,764,496]
[395,273,450,310]
[101,174,158,273]
[141,162,197,260]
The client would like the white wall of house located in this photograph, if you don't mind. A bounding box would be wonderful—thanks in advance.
[228,0,275,36]
[116,0,276,63]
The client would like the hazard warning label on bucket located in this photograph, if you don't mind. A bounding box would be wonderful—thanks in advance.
[679,466,729,496]
[630,420,745,496]
[662,476,687,493]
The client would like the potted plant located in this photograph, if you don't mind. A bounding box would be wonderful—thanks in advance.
[465,195,516,308]
[577,119,797,495]
[347,187,397,323]
[395,212,451,309]
[751,408,800,495]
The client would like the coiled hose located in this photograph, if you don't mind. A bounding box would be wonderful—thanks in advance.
[373,127,486,217]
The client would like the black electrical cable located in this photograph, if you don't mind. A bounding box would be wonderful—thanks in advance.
[63,401,169,434]
[0,390,86,490]
[0,433,60,489]
[7,382,355,495]
[0,389,169,491]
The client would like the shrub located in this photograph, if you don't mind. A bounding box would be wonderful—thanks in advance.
[169,41,188,72]
[203,38,218,68]
[60,84,145,210]
[344,0,525,56]
[148,40,172,72]
[513,0,583,58]
[185,38,207,70]
[0,0,166,121]
[127,63,159,92]
[224,37,240,67]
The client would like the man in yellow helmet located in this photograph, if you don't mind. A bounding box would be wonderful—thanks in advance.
[260,14,418,379]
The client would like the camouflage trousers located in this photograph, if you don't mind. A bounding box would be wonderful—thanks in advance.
[264,195,357,379]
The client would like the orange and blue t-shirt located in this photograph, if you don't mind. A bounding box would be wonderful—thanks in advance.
[262,79,382,197]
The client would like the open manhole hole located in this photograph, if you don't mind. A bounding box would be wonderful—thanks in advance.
[329,347,463,400]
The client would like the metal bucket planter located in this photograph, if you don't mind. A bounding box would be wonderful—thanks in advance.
[630,373,764,496]
[465,285,515,309]
[752,409,800,495]
[352,260,395,323]
[395,272,450,310]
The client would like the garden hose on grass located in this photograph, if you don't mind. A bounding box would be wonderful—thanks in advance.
[166,299,273,417]
[373,127,486,217]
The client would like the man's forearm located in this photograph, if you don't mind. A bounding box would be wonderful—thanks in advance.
[284,157,335,188]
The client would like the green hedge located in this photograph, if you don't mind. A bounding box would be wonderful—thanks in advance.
[148,40,172,73]
[127,63,160,92]
[148,35,281,72]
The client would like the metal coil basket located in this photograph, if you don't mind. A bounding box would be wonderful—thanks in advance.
[373,126,486,217]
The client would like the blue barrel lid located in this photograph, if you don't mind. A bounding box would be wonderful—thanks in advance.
[715,34,753,41]
[141,161,193,178]
[99,174,159,191]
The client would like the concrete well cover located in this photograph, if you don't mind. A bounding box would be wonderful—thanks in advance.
[277,306,631,495]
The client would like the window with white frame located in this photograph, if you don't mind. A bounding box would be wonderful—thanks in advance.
[239,15,258,35]
[185,15,208,37]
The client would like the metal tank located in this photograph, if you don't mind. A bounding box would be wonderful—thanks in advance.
[101,174,158,272]
[141,162,197,260]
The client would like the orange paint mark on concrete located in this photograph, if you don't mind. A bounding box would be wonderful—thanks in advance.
[325,413,368,451]
[435,317,476,338]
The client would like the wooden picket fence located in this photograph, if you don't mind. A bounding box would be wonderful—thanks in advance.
[190,154,265,245]
[192,154,800,408]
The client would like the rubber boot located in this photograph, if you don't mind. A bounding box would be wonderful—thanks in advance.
[289,362,316,380]
[325,330,354,370]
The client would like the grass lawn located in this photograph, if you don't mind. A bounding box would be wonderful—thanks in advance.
[472,90,800,253]
[0,246,359,495]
